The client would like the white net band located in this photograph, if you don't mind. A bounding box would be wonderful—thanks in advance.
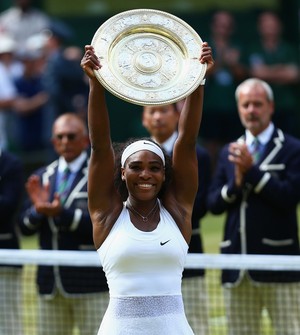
[1,249,300,270]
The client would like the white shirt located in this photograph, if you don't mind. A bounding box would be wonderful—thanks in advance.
[152,131,177,156]
[57,151,87,174]
[56,151,87,190]
[245,123,275,151]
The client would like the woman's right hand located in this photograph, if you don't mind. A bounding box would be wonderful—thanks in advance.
[81,45,101,79]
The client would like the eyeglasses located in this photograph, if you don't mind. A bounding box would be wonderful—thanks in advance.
[54,133,77,141]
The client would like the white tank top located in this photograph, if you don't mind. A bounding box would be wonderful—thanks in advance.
[97,201,188,297]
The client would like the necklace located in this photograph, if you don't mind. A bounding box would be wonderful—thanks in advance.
[127,200,159,222]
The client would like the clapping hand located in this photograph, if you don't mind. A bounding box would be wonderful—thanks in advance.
[26,175,62,216]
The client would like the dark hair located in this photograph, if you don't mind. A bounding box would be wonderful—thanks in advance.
[172,102,178,113]
[113,137,172,201]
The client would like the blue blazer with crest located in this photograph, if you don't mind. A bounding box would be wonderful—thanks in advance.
[19,154,108,295]
[207,128,300,285]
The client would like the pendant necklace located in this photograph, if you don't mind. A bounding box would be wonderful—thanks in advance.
[127,200,158,222]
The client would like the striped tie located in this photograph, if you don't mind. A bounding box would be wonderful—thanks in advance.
[252,137,262,164]
[58,167,71,203]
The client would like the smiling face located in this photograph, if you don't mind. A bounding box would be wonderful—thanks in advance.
[237,83,274,136]
[121,150,165,201]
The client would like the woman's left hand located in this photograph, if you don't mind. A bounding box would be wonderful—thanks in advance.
[200,42,214,75]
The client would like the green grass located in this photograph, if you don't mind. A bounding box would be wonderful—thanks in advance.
[201,212,224,254]
[21,235,39,250]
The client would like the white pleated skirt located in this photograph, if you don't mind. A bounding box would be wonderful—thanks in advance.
[97,295,194,335]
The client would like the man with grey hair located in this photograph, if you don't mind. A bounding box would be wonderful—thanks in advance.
[207,78,300,335]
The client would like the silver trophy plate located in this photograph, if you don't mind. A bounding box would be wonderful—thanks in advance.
[91,8,207,106]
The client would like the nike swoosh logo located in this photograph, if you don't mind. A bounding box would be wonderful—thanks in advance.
[160,240,170,246]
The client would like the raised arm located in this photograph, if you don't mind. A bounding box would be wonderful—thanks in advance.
[81,45,122,248]
[170,42,214,215]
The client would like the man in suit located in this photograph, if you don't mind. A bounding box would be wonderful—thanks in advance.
[19,113,108,335]
[0,149,24,334]
[142,102,211,335]
[207,78,300,335]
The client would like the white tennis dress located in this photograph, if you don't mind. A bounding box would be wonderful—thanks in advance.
[97,201,194,335]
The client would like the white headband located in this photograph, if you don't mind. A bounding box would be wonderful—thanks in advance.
[121,140,165,168]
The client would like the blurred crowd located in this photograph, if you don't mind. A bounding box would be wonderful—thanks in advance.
[0,1,299,175]
[0,0,89,175]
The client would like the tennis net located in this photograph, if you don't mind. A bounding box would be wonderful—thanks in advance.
[1,249,300,335]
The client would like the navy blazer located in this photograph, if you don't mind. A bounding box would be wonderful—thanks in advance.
[19,155,108,295]
[207,128,300,284]
[0,150,24,257]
